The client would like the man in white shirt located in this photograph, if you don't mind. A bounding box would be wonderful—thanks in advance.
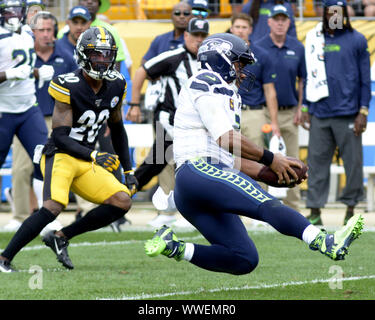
[144,33,364,275]
[0,0,48,217]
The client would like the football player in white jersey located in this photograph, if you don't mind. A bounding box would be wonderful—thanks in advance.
[144,33,364,275]
[0,0,48,217]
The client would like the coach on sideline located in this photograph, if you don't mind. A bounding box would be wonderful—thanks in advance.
[255,4,307,211]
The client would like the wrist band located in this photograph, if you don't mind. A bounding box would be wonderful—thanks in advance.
[301,106,308,112]
[128,103,140,107]
[260,149,274,166]
[124,170,134,174]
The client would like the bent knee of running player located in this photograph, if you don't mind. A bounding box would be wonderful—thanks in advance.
[104,191,132,211]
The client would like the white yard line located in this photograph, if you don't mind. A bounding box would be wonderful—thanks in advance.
[1,226,375,252]
[98,275,375,300]
[0,235,205,252]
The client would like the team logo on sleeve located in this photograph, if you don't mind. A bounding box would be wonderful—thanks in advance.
[110,96,120,108]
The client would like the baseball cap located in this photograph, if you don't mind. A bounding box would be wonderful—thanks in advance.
[323,0,347,6]
[26,0,46,8]
[269,4,290,18]
[187,18,209,34]
[68,6,91,21]
[188,0,209,11]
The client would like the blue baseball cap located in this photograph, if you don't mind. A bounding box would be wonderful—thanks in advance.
[68,5,91,21]
[188,0,209,11]
[324,0,347,6]
[269,4,290,18]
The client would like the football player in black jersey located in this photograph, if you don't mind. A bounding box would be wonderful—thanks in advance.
[0,27,138,272]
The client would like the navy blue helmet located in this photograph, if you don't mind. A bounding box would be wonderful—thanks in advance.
[198,33,255,90]
[0,0,26,32]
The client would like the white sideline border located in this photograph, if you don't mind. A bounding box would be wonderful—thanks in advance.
[99,275,375,300]
[1,227,375,251]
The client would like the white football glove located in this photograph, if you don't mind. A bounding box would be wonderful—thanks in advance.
[37,65,55,88]
[5,64,32,81]
[104,69,124,81]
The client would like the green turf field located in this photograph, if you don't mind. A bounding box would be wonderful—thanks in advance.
[0,229,374,300]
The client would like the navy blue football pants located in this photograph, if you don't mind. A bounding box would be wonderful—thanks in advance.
[174,158,311,275]
[0,107,48,180]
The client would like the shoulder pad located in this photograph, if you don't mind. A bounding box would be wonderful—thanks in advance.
[48,72,78,104]
[213,87,235,97]
[196,72,223,85]
[190,81,209,92]
[105,69,125,82]
[0,27,12,40]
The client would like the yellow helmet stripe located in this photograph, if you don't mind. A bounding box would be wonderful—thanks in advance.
[98,26,106,43]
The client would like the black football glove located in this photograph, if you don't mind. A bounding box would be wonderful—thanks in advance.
[90,151,120,173]
[124,170,138,196]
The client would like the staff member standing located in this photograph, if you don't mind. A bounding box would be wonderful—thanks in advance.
[301,0,371,225]
[3,11,78,232]
[256,4,306,211]
[55,6,92,57]
[230,13,280,150]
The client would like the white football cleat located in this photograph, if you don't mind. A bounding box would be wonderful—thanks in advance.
[2,219,22,232]
[147,214,177,228]
[152,187,177,212]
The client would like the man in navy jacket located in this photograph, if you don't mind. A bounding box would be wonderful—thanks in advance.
[301,0,371,226]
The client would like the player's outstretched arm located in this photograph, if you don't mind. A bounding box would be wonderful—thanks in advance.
[0,72,6,84]
[218,130,300,185]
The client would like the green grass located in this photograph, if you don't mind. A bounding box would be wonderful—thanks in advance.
[0,229,374,300]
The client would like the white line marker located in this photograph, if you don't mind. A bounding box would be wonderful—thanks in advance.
[0,235,204,252]
[99,275,375,300]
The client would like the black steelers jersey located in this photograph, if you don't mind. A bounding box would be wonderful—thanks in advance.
[46,68,126,154]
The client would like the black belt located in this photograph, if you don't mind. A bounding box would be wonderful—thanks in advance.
[278,105,295,110]
[241,104,265,110]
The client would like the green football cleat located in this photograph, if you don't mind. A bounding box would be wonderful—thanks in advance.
[306,212,322,226]
[309,213,364,260]
[144,225,186,261]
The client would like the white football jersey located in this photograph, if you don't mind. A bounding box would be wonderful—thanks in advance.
[174,69,242,169]
[0,25,36,113]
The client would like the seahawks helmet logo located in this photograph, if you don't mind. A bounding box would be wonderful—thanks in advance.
[198,38,233,57]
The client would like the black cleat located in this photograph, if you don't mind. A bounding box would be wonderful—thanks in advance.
[0,259,16,273]
[42,230,74,270]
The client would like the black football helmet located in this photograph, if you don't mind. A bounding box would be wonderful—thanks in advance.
[76,26,118,80]
[198,33,255,90]
[0,0,26,32]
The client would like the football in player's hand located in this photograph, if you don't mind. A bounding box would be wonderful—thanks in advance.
[257,157,308,188]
